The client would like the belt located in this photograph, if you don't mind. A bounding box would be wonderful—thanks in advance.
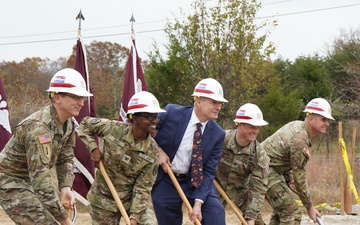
[172,172,187,178]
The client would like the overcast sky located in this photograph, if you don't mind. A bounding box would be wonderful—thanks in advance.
[1,0,359,62]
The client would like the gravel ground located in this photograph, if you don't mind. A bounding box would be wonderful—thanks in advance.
[1,205,360,224]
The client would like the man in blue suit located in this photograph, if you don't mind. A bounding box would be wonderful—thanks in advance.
[152,78,228,225]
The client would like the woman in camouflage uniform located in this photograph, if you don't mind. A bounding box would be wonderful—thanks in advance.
[216,103,269,225]
[0,68,92,225]
[78,91,164,225]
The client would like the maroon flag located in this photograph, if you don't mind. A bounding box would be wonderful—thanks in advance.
[73,36,96,199]
[119,34,148,121]
[0,76,11,151]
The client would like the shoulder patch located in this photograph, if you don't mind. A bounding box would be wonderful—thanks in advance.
[90,118,101,124]
[38,134,52,144]
[41,143,52,162]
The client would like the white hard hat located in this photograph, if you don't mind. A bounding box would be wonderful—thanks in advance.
[191,78,228,103]
[47,68,93,97]
[233,103,268,126]
[127,91,166,114]
[303,97,334,120]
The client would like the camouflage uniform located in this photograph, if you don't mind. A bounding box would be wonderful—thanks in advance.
[216,129,269,225]
[78,116,159,225]
[261,121,312,225]
[0,104,75,225]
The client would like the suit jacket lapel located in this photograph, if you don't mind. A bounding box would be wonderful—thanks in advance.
[201,120,213,156]
[173,108,192,156]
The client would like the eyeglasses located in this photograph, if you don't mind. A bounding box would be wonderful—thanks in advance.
[137,114,159,121]
[59,93,88,101]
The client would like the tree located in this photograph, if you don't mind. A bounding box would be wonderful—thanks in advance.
[257,80,303,141]
[146,0,277,128]
[262,55,334,138]
[0,58,55,128]
[275,55,332,104]
[326,28,360,119]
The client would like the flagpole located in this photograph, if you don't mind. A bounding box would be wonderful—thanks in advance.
[76,9,90,111]
[73,9,95,204]
[118,13,148,121]
[130,14,138,94]
[76,9,85,36]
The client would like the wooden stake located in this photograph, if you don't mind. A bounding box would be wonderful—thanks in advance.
[344,127,356,214]
[338,121,345,215]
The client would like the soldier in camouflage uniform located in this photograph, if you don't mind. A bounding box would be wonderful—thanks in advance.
[78,91,164,225]
[216,103,269,225]
[0,68,93,225]
[261,98,334,225]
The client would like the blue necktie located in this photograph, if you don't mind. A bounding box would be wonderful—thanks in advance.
[191,123,203,188]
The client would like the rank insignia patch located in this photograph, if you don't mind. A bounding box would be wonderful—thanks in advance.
[122,154,131,164]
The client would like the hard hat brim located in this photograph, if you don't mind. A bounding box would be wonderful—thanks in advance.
[234,119,268,126]
[192,94,228,103]
[47,88,93,97]
[303,110,335,120]
[127,108,166,114]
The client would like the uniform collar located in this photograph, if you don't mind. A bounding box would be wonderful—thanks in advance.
[126,124,151,151]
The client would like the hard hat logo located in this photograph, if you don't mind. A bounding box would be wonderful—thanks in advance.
[194,82,214,95]
[80,80,86,89]
[151,99,160,107]
[53,75,66,82]
[50,76,76,88]
[306,101,325,112]
[197,82,207,89]
[308,101,320,107]
[236,109,247,118]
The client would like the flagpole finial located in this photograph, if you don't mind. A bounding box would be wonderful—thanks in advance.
[76,9,85,36]
[130,13,135,35]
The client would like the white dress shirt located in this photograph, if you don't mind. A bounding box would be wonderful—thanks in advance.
[171,110,207,174]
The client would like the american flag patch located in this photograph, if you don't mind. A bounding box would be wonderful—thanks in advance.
[38,135,52,144]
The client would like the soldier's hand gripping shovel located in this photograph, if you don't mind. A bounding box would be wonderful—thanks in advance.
[62,202,77,223]
[99,160,131,225]
[164,163,201,225]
